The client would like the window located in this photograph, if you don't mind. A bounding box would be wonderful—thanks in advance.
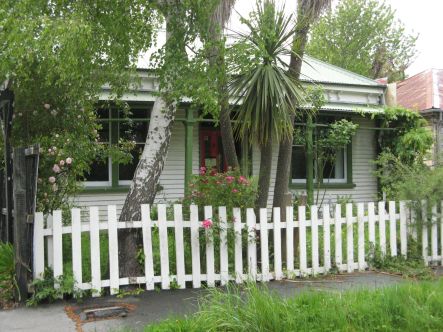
[291,115,351,186]
[83,105,151,188]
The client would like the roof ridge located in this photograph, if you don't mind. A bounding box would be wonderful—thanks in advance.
[303,54,382,86]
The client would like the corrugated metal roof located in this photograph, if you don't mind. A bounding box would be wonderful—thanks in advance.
[301,103,384,114]
[300,55,383,87]
[397,69,443,111]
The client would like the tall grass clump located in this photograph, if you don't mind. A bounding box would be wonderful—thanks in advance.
[146,280,443,331]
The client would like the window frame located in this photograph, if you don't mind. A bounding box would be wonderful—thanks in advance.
[290,114,355,190]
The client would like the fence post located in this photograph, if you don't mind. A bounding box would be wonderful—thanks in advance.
[421,200,429,265]
[346,203,354,273]
[299,205,307,276]
[233,208,243,283]
[204,206,215,287]
[357,203,365,271]
[260,208,269,282]
[219,207,229,285]
[174,204,186,289]
[334,204,342,271]
[141,204,154,290]
[323,205,331,272]
[246,208,257,280]
[399,201,407,257]
[378,201,386,256]
[311,206,319,275]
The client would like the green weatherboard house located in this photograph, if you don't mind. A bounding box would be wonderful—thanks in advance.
[77,56,386,218]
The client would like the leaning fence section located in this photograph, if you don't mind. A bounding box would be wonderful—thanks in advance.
[33,201,443,296]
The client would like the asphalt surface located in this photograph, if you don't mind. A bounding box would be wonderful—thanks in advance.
[0,271,428,332]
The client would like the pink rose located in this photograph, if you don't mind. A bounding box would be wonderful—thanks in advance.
[48,176,56,184]
[225,176,235,184]
[65,157,72,165]
[232,189,239,193]
[52,164,61,173]
[199,166,206,175]
[59,160,65,166]
[202,219,213,229]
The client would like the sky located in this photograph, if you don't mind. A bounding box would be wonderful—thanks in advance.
[231,0,443,78]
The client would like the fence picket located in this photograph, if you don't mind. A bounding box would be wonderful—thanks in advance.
[158,204,170,289]
[411,206,418,241]
[273,208,283,280]
[89,207,101,297]
[378,202,386,256]
[219,207,229,286]
[47,214,53,268]
[260,208,269,282]
[357,203,365,271]
[422,201,429,264]
[53,210,63,289]
[323,205,331,271]
[346,204,354,273]
[399,201,408,257]
[247,209,257,280]
[335,204,342,271]
[234,208,243,283]
[71,208,82,289]
[388,201,397,257]
[190,205,201,288]
[299,206,307,276]
[286,206,294,275]
[431,204,438,262]
[33,212,45,280]
[108,205,119,295]
[141,204,154,290]
[368,202,376,251]
[204,206,215,287]
[311,206,319,275]
[174,204,186,289]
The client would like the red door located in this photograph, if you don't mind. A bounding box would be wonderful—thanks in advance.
[200,128,226,173]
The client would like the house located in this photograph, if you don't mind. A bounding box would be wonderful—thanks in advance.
[75,56,386,218]
[397,69,443,164]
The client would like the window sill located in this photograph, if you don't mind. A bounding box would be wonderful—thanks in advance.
[290,182,356,190]
[80,186,130,194]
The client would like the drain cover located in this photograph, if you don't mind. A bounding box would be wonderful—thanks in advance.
[79,306,128,321]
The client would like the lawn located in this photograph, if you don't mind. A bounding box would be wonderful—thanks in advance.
[145,279,443,331]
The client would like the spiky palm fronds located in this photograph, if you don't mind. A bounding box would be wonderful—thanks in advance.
[229,1,303,145]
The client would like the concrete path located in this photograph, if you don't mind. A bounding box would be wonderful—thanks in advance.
[0,271,421,332]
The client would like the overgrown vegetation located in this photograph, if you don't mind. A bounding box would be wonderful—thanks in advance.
[0,242,16,308]
[26,268,84,306]
[146,281,443,331]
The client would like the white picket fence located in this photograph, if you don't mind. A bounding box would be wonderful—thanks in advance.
[33,201,443,296]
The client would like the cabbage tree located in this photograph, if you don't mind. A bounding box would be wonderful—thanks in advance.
[229,1,302,208]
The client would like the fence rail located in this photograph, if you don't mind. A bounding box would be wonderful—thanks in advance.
[33,201,443,296]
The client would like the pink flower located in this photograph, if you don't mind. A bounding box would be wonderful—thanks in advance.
[232,189,239,193]
[225,176,235,184]
[199,166,206,175]
[65,157,72,165]
[59,160,65,166]
[52,164,61,173]
[216,181,222,185]
[238,176,249,185]
[48,176,56,184]
[202,219,213,229]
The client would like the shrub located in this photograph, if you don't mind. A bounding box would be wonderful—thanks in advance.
[183,168,257,211]
[0,242,16,307]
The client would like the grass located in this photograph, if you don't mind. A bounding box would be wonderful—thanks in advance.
[145,280,443,331]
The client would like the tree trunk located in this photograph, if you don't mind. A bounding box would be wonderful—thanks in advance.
[272,25,309,211]
[208,0,239,170]
[256,137,273,209]
[118,98,176,277]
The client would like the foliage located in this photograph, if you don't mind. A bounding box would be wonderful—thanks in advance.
[183,168,257,210]
[375,107,433,165]
[229,0,302,145]
[0,242,16,307]
[27,268,84,306]
[307,0,417,82]
[0,1,160,212]
[146,280,443,331]
[367,241,434,280]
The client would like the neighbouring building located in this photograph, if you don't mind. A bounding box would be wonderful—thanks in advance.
[75,56,387,218]
[397,69,443,164]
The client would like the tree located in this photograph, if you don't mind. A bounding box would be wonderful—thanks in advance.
[207,0,239,170]
[0,0,158,213]
[273,0,331,212]
[229,1,302,209]
[307,0,417,82]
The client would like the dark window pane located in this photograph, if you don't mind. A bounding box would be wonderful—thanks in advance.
[292,146,306,180]
[84,159,109,182]
[119,146,143,181]
[119,121,148,143]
